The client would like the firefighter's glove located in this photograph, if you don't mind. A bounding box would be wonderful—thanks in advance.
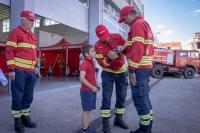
[8,71,15,80]
[108,50,119,60]
[116,46,124,53]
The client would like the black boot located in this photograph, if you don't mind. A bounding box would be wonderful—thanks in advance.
[130,128,151,133]
[14,118,25,133]
[149,120,153,133]
[102,118,111,133]
[114,114,129,129]
[21,116,37,128]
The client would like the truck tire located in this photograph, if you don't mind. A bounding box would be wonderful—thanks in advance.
[152,67,164,78]
[183,67,195,79]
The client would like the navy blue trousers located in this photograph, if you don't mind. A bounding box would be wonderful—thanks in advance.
[130,68,153,131]
[101,71,128,115]
[11,69,36,111]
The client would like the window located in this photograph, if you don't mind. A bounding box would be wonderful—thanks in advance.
[112,8,117,18]
[34,19,41,27]
[127,0,131,5]
[3,19,10,32]
[179,52,188,57]
[45,19,51,26]
[104,0,108,8]
[102,0,126,36]
[44,19,59,26]
[197,42,200,49]
[191,52,199,59]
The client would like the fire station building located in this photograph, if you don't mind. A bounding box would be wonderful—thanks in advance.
[0,0,143,77]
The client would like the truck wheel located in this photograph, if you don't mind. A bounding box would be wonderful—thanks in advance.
[183,67,195,79]
[152,67,164,78]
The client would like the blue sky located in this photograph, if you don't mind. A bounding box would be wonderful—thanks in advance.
[142,0,200,44]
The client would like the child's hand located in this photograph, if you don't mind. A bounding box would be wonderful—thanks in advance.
[97,86,101,91]
[91,86,98,92]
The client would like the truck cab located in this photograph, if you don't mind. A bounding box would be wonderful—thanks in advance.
[174,50,200,76]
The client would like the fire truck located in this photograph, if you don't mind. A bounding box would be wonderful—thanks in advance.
[152,48,200,79]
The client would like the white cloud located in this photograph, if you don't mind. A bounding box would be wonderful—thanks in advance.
[193,9,200,13]
[156,25,166,29]
[155,30,174,43]
[192,9,200,16]
[153,16,159,19]
[162,30,174,36]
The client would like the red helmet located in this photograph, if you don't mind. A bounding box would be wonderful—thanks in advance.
[20,10,36,21]
[118,6,135,23]
[95,25,110,41]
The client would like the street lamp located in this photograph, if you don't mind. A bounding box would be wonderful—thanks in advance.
[154,32,160,47]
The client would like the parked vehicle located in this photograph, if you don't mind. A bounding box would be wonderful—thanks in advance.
[152,48,200,79]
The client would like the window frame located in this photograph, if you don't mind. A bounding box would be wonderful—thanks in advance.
[190,51,199,59]
[2,19,10,32]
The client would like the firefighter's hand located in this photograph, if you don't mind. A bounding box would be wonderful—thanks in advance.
[8,72,15,80]
[91,86,98,92]
[128,73,136,86]
[108,50,118,60]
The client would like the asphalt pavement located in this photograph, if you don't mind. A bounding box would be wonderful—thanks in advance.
[0,76,200,133]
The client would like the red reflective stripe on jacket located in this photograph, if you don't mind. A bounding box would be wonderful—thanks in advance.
[126,15,154,70]
[95,33,126,72]
[5,26,37,71]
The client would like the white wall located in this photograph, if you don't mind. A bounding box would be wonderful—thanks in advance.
[34,0,88,32]
[39,31,62,47]
[38,31,88,47]
[64,33,88,44]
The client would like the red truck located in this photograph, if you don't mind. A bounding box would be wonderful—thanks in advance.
[152,48,200,79]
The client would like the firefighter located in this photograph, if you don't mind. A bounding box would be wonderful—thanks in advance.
[5,10,37,133]
[94,25,129,133]
[118,6,154,133]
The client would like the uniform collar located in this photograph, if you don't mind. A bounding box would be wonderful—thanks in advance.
[19,25,31,34]
[130,15,143,26]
